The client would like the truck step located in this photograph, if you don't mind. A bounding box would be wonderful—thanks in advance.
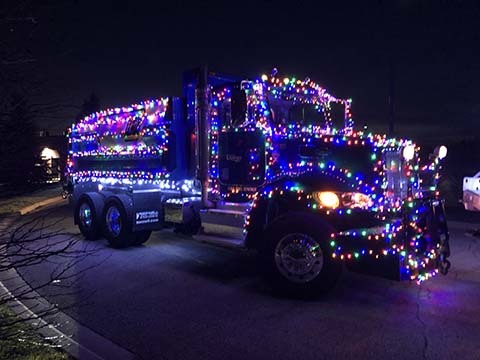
[199,208,246,240]
[215,201,251,212]
[193,233,246,249]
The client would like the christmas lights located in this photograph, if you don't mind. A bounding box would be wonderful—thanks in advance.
[67,98,171,183]
[67,71,448,284]
[233,72,447,283]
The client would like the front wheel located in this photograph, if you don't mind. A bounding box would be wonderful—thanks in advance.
[261,217,341,296]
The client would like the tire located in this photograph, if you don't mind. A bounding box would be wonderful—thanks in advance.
[76,197,101,240]
[132,230,152,246]
[103,200,133,248]
[261,216,342,296]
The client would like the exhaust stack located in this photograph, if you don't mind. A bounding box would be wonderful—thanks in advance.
[195,66,213,208]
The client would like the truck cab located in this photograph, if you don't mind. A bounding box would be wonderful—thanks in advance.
[67,68,451,294]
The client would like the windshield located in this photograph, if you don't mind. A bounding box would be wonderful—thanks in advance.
[268,97,326,127]
[271,135,377,189]
[300,141,374,176]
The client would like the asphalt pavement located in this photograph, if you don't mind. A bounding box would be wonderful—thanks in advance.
[4,203,480,360]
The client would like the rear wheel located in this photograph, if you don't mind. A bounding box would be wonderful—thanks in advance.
[104,201,133,248]
[77,197,100,240]
[262,217,341,296]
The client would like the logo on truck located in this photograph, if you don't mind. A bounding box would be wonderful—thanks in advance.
[135,211,159,225]
[226,154,242,162]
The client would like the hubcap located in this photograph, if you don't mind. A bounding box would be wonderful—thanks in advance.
[79,202,92,228]
[274,233,324,283]
[106,206,122,237]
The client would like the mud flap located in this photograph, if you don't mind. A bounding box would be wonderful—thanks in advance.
[132,191,164,232]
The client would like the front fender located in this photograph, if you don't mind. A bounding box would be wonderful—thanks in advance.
[245,173,351,249]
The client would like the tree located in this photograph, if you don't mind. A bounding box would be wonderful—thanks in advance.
[0,1,80,186]
[0,212,99,342]
[76,92,101,121]
[0,93,37,184]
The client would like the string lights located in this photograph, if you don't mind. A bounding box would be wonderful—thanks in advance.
[66,98,170,184]
[67,71,448,283]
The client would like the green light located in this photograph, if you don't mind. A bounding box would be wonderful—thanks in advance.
[330,240,336,247]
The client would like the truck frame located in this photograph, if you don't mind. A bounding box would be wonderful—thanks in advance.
[67,67,451,294]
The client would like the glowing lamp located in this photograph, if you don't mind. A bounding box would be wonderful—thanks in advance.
[434,145,448,160]
[40,147,60,160]
[313,191,340,209]
[402,145,415,161]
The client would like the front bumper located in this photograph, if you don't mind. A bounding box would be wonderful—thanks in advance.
[329,199,450,283]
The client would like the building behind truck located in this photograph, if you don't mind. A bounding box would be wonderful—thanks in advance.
[66,67,451,294]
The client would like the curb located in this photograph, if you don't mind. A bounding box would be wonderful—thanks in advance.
[19,196,67,215]
[0,215,138,360]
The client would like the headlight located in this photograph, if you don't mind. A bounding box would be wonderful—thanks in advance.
[313,191,372,209]
[313,191,340,209]
[340,192,373,209]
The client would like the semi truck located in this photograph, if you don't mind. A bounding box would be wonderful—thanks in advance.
[67,67,451,293]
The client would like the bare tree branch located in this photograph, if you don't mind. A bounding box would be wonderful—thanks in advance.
[0,213,107,339]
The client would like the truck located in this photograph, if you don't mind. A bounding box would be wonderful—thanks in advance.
[66,67,451,294]
[463,171,480,211]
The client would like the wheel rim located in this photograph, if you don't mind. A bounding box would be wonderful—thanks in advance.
[106,205,122,237]
[79,202,92,229]
[274,233,324,283]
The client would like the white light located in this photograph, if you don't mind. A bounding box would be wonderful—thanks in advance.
[314,191,340,209]
[402,145,415,161]
[436,145,448,160]
[40,147,59,160]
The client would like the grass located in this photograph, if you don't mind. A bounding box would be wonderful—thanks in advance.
[0,305,71,360]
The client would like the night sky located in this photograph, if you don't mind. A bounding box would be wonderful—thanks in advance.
[4,0,480,139]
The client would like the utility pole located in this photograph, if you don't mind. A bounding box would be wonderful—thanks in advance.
[382,0,396,137]
[388,57,395,137]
